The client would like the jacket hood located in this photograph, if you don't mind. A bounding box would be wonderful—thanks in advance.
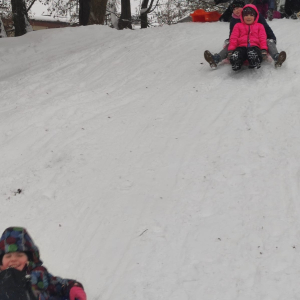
[240,4,259,24]
[0,227,42,268]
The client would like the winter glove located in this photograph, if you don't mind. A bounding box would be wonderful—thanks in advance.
[70,286,87,300]
[261,49,268,60]
[227,51,233,59]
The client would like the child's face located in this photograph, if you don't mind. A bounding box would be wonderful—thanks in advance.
[2,252,28,271]
[243,14,255,24]
[233,7,243,16]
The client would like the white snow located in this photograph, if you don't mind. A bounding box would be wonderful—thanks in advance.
[29,15,72,23]
[0,18,7,38]
[1,19,300,300]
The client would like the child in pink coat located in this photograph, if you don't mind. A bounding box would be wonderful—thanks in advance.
[228,4,268,71]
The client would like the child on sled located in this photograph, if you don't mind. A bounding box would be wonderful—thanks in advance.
[0,227,87,300]
[204,0,286,69]
[228,4,267,71]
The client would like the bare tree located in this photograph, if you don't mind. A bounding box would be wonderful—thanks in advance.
[1,0,110,36]
[152,0,227,25]
[79,0,91,25]
[11,0,33,36]
[140,0,159,28]
[118,0,131,29]
[140,0,149,28]
[88,0,109,24]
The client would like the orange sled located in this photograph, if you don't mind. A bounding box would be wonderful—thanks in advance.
[190,9,221,22]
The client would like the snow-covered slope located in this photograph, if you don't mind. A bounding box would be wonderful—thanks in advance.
[1,20,300,300]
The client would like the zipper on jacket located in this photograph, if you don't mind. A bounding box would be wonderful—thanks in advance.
[247,25,250,47]
[26,290,31,300]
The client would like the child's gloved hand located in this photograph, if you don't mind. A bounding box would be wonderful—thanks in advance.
[261,50,268,60]
[227,52,233,59]
[70,286,87,300]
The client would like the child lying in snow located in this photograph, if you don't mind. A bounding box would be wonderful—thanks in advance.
[0,227,86,300]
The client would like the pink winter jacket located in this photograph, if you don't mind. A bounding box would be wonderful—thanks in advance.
[228,4,268,51]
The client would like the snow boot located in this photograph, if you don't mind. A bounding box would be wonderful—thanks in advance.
[247,48,262,69]
[267,9,274,20]
[204,50,219,69]
[290,12,298,19]
[274,51,287,67]
[230,51,242,71]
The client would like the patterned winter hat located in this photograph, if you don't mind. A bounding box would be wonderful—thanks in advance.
[242,6,257,18]
[230,0,245,11]
[0,227,42,267]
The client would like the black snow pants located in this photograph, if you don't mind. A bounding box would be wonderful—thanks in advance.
[285,0,300,15]
[230,46,263,70]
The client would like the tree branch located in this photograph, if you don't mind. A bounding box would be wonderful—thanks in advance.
[27,0,37,12]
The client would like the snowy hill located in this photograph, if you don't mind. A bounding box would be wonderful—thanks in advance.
[1,20,300,300]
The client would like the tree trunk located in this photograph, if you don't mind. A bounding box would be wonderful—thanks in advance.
[79,0,91,25]
[118,0,132,29]
[140,0,149,28]
[89,0,108,24]
[11,0,32,36]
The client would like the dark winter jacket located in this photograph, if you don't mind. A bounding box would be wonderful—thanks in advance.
[229,10,276,41]
[252,0,269,4]
[228,4,268,51]
[0,268,38,300]
[219,6,233,22]
[219,0,245,22]
[0,227,83,300]
[284,0,300,16]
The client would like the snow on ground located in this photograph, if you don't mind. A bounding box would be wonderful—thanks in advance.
[1,19,300,300]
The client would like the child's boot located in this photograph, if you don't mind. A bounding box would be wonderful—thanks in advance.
[267,9,274,20]
[204,50,221,69]
[290,12,298,19]
[274,51,286,67]
[247,48,262,69]
[230,51,242,71]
